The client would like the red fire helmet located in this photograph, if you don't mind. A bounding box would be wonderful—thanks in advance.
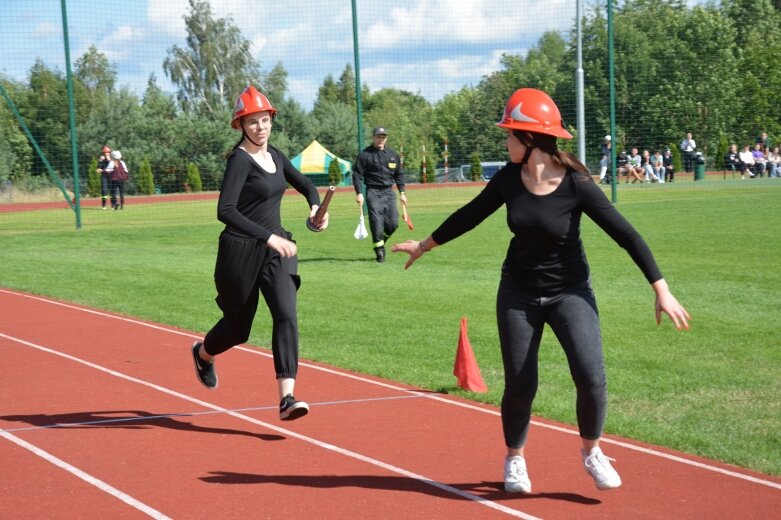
[231,85,276,129]
[496,88,573,139]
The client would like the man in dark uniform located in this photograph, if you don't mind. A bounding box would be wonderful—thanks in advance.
[353,126,407,262]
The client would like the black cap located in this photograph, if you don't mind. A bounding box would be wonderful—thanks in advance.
[372,127,388,136]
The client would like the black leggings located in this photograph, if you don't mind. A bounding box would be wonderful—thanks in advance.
[497,275,607,448]
[204,234,301,379]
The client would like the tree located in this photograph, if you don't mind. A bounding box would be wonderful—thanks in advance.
[470,152,483,181]
[316,75,339,106]
[142,74,177,119]
[336,64,358,106]
[86,157,100,197]
[185,162,202,192]
[74,45,116,94]
[163,0,260,115]
[25,60,71,178]
[364,88,434,173]
[137,158,155,195]
[327,157,342,186]
[312,101,357,161]
[0,77,33,180]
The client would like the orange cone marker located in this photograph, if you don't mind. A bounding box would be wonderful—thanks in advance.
[453,317,488,393]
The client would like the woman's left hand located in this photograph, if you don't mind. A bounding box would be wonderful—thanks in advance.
[652,279,691,330]
[391,240,425,270]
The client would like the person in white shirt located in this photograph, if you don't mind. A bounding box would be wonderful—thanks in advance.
[626,147,645,183]
[738,144,756,179]
[680,132,696,173]
[650,150,665,183]
[599,135,611,183]
[641,149,661,182]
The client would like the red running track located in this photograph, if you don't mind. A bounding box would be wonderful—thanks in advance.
[1,288,779,519]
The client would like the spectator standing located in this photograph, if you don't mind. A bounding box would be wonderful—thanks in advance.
[663,148,675,182]
[105,150,129,210]
[756,132,773,152]
[352,126,407,262]
[680,133,696,173]
[392,87,690,494]
[96,145,112,209]
[598,135,612,184]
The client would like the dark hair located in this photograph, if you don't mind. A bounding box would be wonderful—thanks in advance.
[512,130,592,180]
[225,135,245,160]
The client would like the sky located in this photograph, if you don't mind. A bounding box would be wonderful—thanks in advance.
[0,0,703,111]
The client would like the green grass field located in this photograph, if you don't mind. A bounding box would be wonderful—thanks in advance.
[1,179,779,475]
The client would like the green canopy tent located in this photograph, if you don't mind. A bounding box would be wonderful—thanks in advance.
[290,140,352,187]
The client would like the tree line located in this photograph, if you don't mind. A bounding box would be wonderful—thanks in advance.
[0,0,779,194]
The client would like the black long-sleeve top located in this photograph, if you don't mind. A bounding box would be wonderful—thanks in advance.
[217,145,320,242]
[431,163,663,296]
[352,145,405,193]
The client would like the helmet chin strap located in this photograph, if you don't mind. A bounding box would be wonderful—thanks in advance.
[242,130,263,148]
[520,144,535,169]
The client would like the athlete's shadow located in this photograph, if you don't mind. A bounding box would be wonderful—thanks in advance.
[200,472,600,504]
[0,410,285,442]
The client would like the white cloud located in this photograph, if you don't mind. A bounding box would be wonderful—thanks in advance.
[431,49,522,80]
[46,0,575,111]
[362,0,571,49]
[99,25,144,61]
[286,76,320,108]
[147,0,188,37]
[32,21,60,37]
[358,48,526,103]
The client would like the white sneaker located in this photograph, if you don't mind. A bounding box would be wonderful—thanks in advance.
[582,447,622,490]
[504,456,532,493]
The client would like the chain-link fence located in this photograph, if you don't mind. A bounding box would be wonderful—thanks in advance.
[1,0,780,228]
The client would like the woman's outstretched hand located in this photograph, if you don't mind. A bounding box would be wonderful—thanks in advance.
[391,240,426,270]
[652,279,691,330]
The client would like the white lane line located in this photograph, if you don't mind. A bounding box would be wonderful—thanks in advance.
[2,395,424,433]
[3,288,780,491]
[0,429,171,519]
[0,331,539,520]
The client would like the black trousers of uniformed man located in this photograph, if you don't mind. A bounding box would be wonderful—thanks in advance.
[683,150,694,172]
[366,187,398,245]
[203,233,300,379]
[100,175,110,208]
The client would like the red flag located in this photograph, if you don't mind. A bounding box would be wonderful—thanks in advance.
[453,317,488,393]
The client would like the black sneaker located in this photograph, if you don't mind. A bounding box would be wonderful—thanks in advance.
[279,394,309,420]
[191,341,218,389]
[374,246,386,263]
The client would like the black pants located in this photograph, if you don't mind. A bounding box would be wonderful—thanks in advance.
[101,175,110,207]
[204,233,301,379]
[110,180,125,208]
[497,275,607,448]
[366,187,398,245]
[683,151,695,172]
